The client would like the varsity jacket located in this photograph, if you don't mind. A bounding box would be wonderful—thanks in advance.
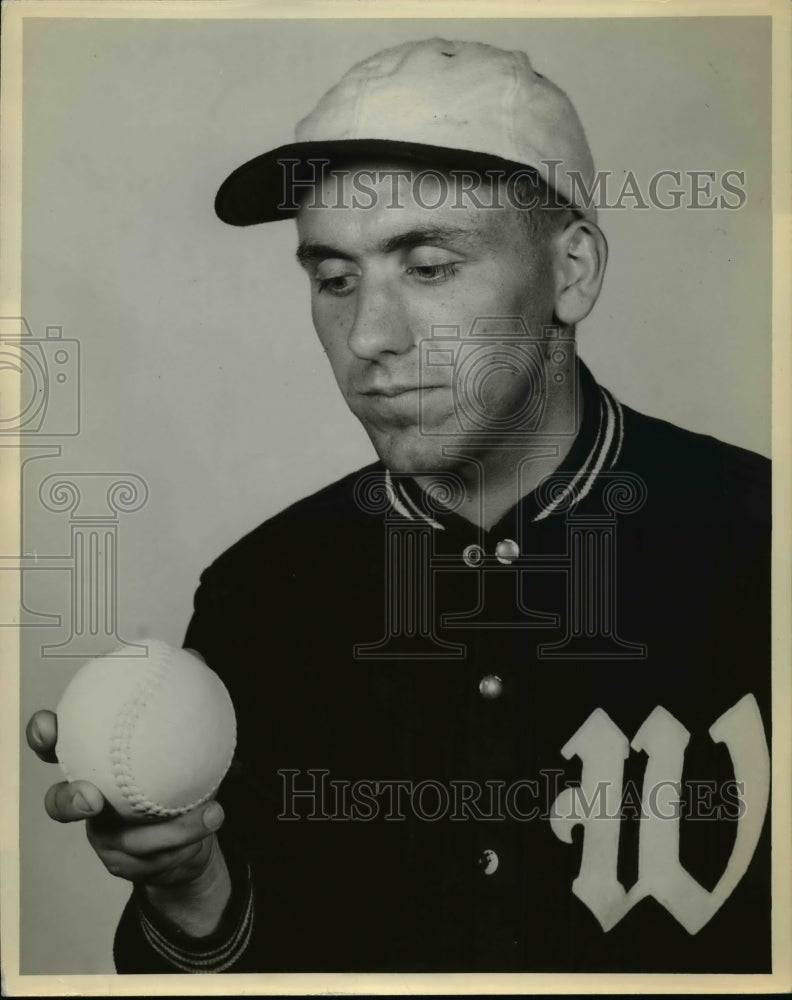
[114,361,771,973]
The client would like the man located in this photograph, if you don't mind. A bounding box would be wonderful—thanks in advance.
[27,38,770,973]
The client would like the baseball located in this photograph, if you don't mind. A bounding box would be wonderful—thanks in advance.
[55,640,237,821]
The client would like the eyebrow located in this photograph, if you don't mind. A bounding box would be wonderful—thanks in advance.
[295,225,473,267]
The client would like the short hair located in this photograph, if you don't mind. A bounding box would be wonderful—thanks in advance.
[507,171,578,242]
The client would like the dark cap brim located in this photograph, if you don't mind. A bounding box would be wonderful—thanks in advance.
[214,139,547,226]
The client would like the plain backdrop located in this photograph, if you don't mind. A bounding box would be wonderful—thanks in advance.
[17,14,770,973]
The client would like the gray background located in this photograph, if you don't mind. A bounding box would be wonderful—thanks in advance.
[18,15,770,973]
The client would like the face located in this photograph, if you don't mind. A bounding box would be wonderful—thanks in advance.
[296,162,562,475]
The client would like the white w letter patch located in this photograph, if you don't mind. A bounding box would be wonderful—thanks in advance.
[550,694,769,933]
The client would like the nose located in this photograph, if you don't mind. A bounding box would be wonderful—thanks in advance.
[347,274,413,361]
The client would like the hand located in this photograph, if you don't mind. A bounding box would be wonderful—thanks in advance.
[26,709,232,936]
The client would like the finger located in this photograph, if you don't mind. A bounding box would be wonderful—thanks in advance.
[44,780,106,823]
[99,840,206,882]
[89,801,224,858]
[26,711,59,763]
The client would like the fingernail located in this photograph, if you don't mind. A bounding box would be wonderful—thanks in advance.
[203,802,223,831]
[74,792,94,815]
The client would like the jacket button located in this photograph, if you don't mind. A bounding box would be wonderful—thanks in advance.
[463,544,484,567]
[478,674,503,699]
[478,849,499,875]
[495,538,519,564]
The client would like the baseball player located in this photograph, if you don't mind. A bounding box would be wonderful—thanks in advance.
[27,39,771,972]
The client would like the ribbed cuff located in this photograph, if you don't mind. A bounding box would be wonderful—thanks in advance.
[133,841,255,973]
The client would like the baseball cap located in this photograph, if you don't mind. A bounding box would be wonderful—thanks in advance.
[215,37,597,225]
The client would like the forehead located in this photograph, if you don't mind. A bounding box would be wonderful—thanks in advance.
[294,158,521,251]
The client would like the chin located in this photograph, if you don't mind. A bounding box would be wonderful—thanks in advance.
[367,427,461,477]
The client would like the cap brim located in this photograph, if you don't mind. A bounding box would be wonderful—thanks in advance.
[214,139,550,226]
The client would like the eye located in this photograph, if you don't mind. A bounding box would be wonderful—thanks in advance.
[316,274,359,297]
[406,263,460,284]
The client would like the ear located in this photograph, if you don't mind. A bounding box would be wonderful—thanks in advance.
[551,218,608,325]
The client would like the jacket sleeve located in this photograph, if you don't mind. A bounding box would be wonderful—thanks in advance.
[112,564,263,974]
[113,829,257,973]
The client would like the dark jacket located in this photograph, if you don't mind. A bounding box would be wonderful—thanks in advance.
[114,363,771,973]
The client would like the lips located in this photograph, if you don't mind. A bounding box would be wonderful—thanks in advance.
[361,384,444,398]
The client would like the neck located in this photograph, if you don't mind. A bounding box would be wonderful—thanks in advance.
[413,368,582,531]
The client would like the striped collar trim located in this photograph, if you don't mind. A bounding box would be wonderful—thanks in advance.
[533,383,623,522]
[384,380,624,530]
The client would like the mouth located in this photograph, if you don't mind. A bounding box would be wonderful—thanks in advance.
[354,384,452,431]
[361,385,445,399]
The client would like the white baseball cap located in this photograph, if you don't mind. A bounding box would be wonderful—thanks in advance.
[215,37,597,224]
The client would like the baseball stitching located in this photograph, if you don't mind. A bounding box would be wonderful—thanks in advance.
[109,643,233,818]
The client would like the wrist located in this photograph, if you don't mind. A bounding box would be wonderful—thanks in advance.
[144,836,232,938]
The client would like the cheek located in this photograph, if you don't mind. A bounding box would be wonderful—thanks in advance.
[311,299,355,386]
[405,287,485,342]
